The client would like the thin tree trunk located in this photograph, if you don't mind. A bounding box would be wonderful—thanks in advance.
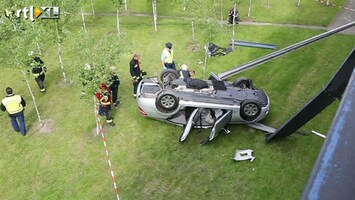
[297,0,301,7]
[232,3,237,49]
[36,41,42,56]
[152,0,158,32]
[203,43,208,79]
[81,10,87,33]
[21,70,43,126]
[248,0,252,17]
[124,0,128,11]
[90,0,95,19]
[55,22,67,83]
[191,19,195,50]
[116,8,120,34]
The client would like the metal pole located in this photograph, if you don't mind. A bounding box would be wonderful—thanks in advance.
[218,21,355,80]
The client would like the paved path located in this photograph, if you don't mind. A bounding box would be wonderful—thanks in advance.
[328,0,355,34]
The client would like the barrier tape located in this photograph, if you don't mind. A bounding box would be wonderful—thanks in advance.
[94,97,120,200]
[316,0,355,12]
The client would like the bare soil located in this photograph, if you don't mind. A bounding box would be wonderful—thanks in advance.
[35,118,55,134]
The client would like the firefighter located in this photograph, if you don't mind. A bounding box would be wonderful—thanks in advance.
[161,42,176,70]
[109,66,120,107]
[1,87,27,136]
[129,53,146,97]
[96,83,115,126]
[29,51,47,92]
[228,8,240,24]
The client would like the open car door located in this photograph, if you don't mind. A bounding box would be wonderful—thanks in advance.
[179,108,202,142]
[201,110,232,145]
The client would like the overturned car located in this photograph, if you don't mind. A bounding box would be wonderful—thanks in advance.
[136,69,270,144]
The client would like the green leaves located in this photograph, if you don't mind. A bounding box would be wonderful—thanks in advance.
[70,30,129,98]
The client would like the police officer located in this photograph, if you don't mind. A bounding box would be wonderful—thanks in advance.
[1,87,27,136]
[130,53,146,97]
[29,51,47,92]
[161,42,176,70]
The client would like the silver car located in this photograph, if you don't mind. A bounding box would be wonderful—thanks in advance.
[136,69,270,144]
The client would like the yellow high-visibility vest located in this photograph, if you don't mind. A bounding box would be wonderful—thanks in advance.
[1,95,24,114]
[162,48,174,63]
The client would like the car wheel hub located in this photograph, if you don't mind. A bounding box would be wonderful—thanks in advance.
[161,96,175,108]
[244,104,258,116]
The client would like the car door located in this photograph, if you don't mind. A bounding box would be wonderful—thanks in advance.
[179,108,202,142]
[201,110,232,144]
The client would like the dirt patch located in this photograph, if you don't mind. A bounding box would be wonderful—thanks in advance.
[106,30,117,35]
[187,43,202,52]
[35,118,55,134]
[91,125,110,136]
[56,79,72,88]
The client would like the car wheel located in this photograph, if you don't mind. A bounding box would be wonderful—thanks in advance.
[233,77,253,89]
[240,101,261,121]
[156,92,179,113]
[160,69,180,88]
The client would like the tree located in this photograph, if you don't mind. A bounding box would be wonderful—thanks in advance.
[70,31,129,97]
[152,0,158,32]
[0,13,48,126]
[112,0,124,34]
[176,0,202,50]
[41,0,82,84]
[231,2,238,50]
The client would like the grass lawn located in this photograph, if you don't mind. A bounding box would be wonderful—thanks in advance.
[83,0,348,26]
[1,2,355,200]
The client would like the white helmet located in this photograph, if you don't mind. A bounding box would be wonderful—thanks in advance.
[181,64,188,70]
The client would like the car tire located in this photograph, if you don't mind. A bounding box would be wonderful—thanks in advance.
[156,91,179,113]
[160,69,180,87]
[233,77,253,89]
[240,101,261,121]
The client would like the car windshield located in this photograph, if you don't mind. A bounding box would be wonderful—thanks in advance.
[142,84,161,94]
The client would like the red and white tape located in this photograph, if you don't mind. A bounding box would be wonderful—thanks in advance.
[94,97,120,200]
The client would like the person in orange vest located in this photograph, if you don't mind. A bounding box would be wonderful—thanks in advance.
[1,87,27,136]
[161,42,176,70]
[95,83,115,126]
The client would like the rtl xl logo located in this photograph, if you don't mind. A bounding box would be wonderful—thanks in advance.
[2,6,60,22]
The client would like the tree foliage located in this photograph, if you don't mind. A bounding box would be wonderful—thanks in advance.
[70,31,129,97]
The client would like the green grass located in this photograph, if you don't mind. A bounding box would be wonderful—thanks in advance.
[1,3,355,200]
[82,0,347,26]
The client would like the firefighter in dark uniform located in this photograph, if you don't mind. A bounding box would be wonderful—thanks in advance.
[109,66,120,107]
[129,53,146,97]
[29,51,47,92]
[228,8,240,24]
